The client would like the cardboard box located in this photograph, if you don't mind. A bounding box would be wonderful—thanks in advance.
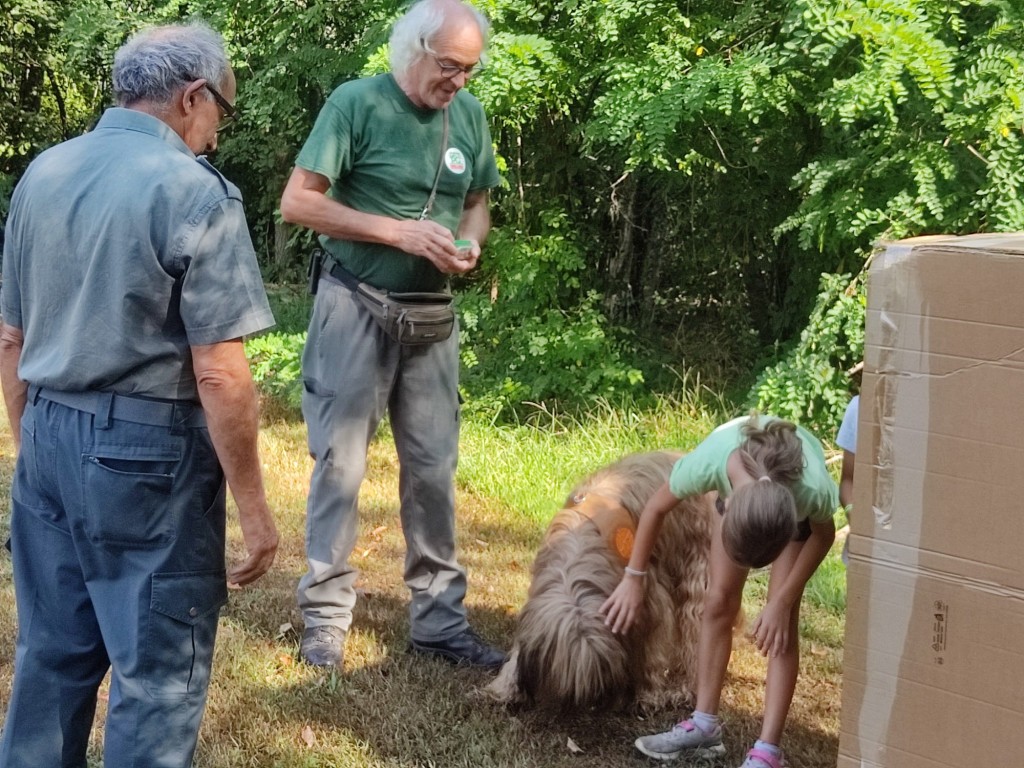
[838,233,1024,768]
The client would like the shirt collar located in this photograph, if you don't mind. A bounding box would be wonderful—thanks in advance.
[95,107,196,158]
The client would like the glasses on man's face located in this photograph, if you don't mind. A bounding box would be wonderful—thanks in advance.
[186,75,239,130]
[431,56,483,81]
[202,81,238,130]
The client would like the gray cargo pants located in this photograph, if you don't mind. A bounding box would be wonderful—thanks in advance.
[297,275,469,643]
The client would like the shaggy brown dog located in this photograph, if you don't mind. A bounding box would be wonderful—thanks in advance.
[485,451,717,711]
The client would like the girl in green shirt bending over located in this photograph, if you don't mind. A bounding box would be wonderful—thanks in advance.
[601,414,838,768]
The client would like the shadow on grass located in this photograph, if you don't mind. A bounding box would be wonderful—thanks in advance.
[209,590,665,768]
[209,562,839,768]
[207,632,839,767]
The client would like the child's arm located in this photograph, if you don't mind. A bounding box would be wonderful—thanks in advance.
[599,482,679,634]
[751,517,836,657]
[839,449,855,510]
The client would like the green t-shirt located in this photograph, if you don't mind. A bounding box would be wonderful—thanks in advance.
[295,73,501,292]
[668,415,839,523]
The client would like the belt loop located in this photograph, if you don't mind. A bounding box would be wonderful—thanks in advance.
[170,403,187,435]
[27,384,41,405]
[96,392,114,430]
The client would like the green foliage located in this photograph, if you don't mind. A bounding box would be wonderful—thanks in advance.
[264,283,314,333]
[774,0,1024,254]
[460,289,645,420]
[6,0,1024,426]
[473,32,569,137]
[0,0,96,212]
[244,332,305,412]
[457,213,645,420]
[243,285,312,412]
[747,271,865,436]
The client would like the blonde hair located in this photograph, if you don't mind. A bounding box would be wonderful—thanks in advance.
[722,416,804,568]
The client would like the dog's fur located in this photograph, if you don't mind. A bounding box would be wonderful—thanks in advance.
[485,451,716,712]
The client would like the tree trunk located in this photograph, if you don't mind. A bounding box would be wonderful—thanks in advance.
[603,172,638,323]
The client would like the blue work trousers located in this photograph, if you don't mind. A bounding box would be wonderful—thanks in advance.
[297,275,469,643]
[0,391,228,768]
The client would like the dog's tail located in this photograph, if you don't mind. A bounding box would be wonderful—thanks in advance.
[514,533,640,710]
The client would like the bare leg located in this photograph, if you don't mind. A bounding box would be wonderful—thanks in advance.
[694,512,749,715]
[758,540,805,746]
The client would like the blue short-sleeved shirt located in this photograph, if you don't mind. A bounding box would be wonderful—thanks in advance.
[1,108,274,400]
[836,395,859,454]
[669,415,839,524]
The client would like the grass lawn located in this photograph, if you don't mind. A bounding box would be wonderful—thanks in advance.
[0,391,847,767]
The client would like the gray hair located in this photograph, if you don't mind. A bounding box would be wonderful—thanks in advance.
[113,22,229,107]
[388,0,489,78]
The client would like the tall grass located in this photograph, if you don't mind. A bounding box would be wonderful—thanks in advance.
[458,379,726,524]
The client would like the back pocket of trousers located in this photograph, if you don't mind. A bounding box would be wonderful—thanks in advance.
[82,446,181,547]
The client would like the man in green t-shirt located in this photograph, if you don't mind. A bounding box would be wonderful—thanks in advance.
[280,0,504,670]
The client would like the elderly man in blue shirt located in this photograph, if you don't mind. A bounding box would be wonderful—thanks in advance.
[0,22,277,768]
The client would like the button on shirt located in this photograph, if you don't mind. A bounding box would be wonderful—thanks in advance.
[1,108,274,401]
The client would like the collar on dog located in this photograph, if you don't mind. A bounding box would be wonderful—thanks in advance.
[565,493,636,564]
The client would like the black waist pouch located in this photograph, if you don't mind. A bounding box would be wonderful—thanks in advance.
[354,283,455,345]
[322,254,455,344]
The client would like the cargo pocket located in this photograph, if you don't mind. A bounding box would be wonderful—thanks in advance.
[143,570,227,700]
[301,379,337,463]
[82,444,181,547]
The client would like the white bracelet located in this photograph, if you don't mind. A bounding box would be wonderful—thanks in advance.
[624,566,647,577]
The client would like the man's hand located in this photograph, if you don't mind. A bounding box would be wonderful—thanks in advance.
[193,339,278,588]
[228,501,278,587]
[452,238,481,273]
[391,220,478,274]
[280,167,489,277]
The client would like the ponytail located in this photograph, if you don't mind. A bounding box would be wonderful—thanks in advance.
[736,415,804,485]
[722,415,804,568]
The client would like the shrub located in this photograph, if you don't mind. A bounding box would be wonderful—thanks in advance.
[245,332,305,413]
[746,271,864,437]
[457,221,646,421]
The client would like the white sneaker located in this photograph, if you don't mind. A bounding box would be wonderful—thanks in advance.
[634,718,726,761]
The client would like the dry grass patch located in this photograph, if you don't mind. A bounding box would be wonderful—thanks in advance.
[0,399,843,767]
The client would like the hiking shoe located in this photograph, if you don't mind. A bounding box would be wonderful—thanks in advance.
[410,627,506,670]
[634,718,726,761]
[300,626,346,668]
[739,747,786,768]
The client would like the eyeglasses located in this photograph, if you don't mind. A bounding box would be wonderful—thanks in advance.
[431,56,483,80]
[202,81,238,129]
[185,75,239,129]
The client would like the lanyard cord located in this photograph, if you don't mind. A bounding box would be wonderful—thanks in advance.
[418,107,449,221]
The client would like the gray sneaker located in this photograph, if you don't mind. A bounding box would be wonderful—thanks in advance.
[635,718,726,761]
[300,626,346,668]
